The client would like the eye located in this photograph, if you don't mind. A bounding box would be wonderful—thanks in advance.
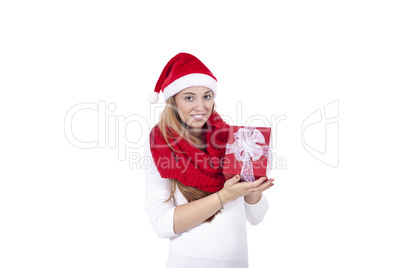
[185,96,193,101]
[204,95,212,100]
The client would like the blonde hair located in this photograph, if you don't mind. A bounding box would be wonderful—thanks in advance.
[158,96,221,222]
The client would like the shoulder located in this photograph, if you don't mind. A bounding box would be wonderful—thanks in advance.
[147,124,173,161]
[149,124,167,148]
[149,124,162,139]
[144,124,161,157]
[150,124,173,147]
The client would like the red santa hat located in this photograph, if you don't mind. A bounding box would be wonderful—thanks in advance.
[148,52,218,104]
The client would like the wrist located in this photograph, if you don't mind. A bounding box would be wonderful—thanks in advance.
[244,192,262,205]
[218,189,231,206]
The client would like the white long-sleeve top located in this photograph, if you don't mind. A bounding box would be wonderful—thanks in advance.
[144,142,269,268]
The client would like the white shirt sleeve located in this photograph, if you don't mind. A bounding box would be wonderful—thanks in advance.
[244,194,269,226]
[144,143,178,239]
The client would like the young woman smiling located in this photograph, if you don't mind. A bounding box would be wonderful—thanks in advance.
[144,53,275,268]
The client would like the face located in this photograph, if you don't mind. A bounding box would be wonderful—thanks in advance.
[174,86,214,129]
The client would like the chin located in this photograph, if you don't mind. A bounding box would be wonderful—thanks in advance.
[189,122,205,129]
[187,119,207,129]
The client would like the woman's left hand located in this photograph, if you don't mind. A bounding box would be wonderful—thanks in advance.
[244,177,274,204]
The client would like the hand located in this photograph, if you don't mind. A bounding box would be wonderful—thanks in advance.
[246,177,275,195]
[244,177,275,204]
[219,175,275,205]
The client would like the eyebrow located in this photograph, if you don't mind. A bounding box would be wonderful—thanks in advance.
[183,90,212,95]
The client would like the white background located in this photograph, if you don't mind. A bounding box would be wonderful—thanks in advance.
[1,1,401,267]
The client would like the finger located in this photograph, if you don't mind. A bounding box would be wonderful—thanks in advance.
[263,178,274,185]
[252,179,274,192]
[262,180,274,191]
[238,177,266,190]
[250,176,267,187]
[228,174,241,185]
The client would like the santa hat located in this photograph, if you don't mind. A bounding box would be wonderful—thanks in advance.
[148,52,218,104]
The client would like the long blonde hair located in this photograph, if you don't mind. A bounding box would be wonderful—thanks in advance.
[158,96,221,222]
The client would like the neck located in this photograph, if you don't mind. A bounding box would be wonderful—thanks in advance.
[189,128,204,141]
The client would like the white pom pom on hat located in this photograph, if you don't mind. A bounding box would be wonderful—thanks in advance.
[148,53,217,104]
[147,92,159,104]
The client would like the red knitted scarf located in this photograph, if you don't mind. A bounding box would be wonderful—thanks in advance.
[149,111,230,193]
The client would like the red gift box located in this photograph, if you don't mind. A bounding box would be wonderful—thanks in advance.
[222,126,272,182]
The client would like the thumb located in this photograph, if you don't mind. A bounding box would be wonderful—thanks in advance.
[228,174,241,185]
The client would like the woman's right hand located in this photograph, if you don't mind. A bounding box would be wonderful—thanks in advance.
[218,175,274,205]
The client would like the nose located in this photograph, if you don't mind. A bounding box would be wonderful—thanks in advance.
[194,99,205,111]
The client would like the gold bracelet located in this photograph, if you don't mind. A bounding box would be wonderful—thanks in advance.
[217,191,224,210]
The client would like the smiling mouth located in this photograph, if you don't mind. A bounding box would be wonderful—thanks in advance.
[191,114,205,119]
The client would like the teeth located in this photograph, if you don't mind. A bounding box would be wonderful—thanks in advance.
[192,114,204,118]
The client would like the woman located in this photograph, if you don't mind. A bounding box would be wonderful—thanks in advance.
[144,52,275,268]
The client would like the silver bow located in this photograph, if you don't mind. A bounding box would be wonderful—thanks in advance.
[225,127,272,182]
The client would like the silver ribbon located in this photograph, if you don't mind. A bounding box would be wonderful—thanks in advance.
[225,127,272,182]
